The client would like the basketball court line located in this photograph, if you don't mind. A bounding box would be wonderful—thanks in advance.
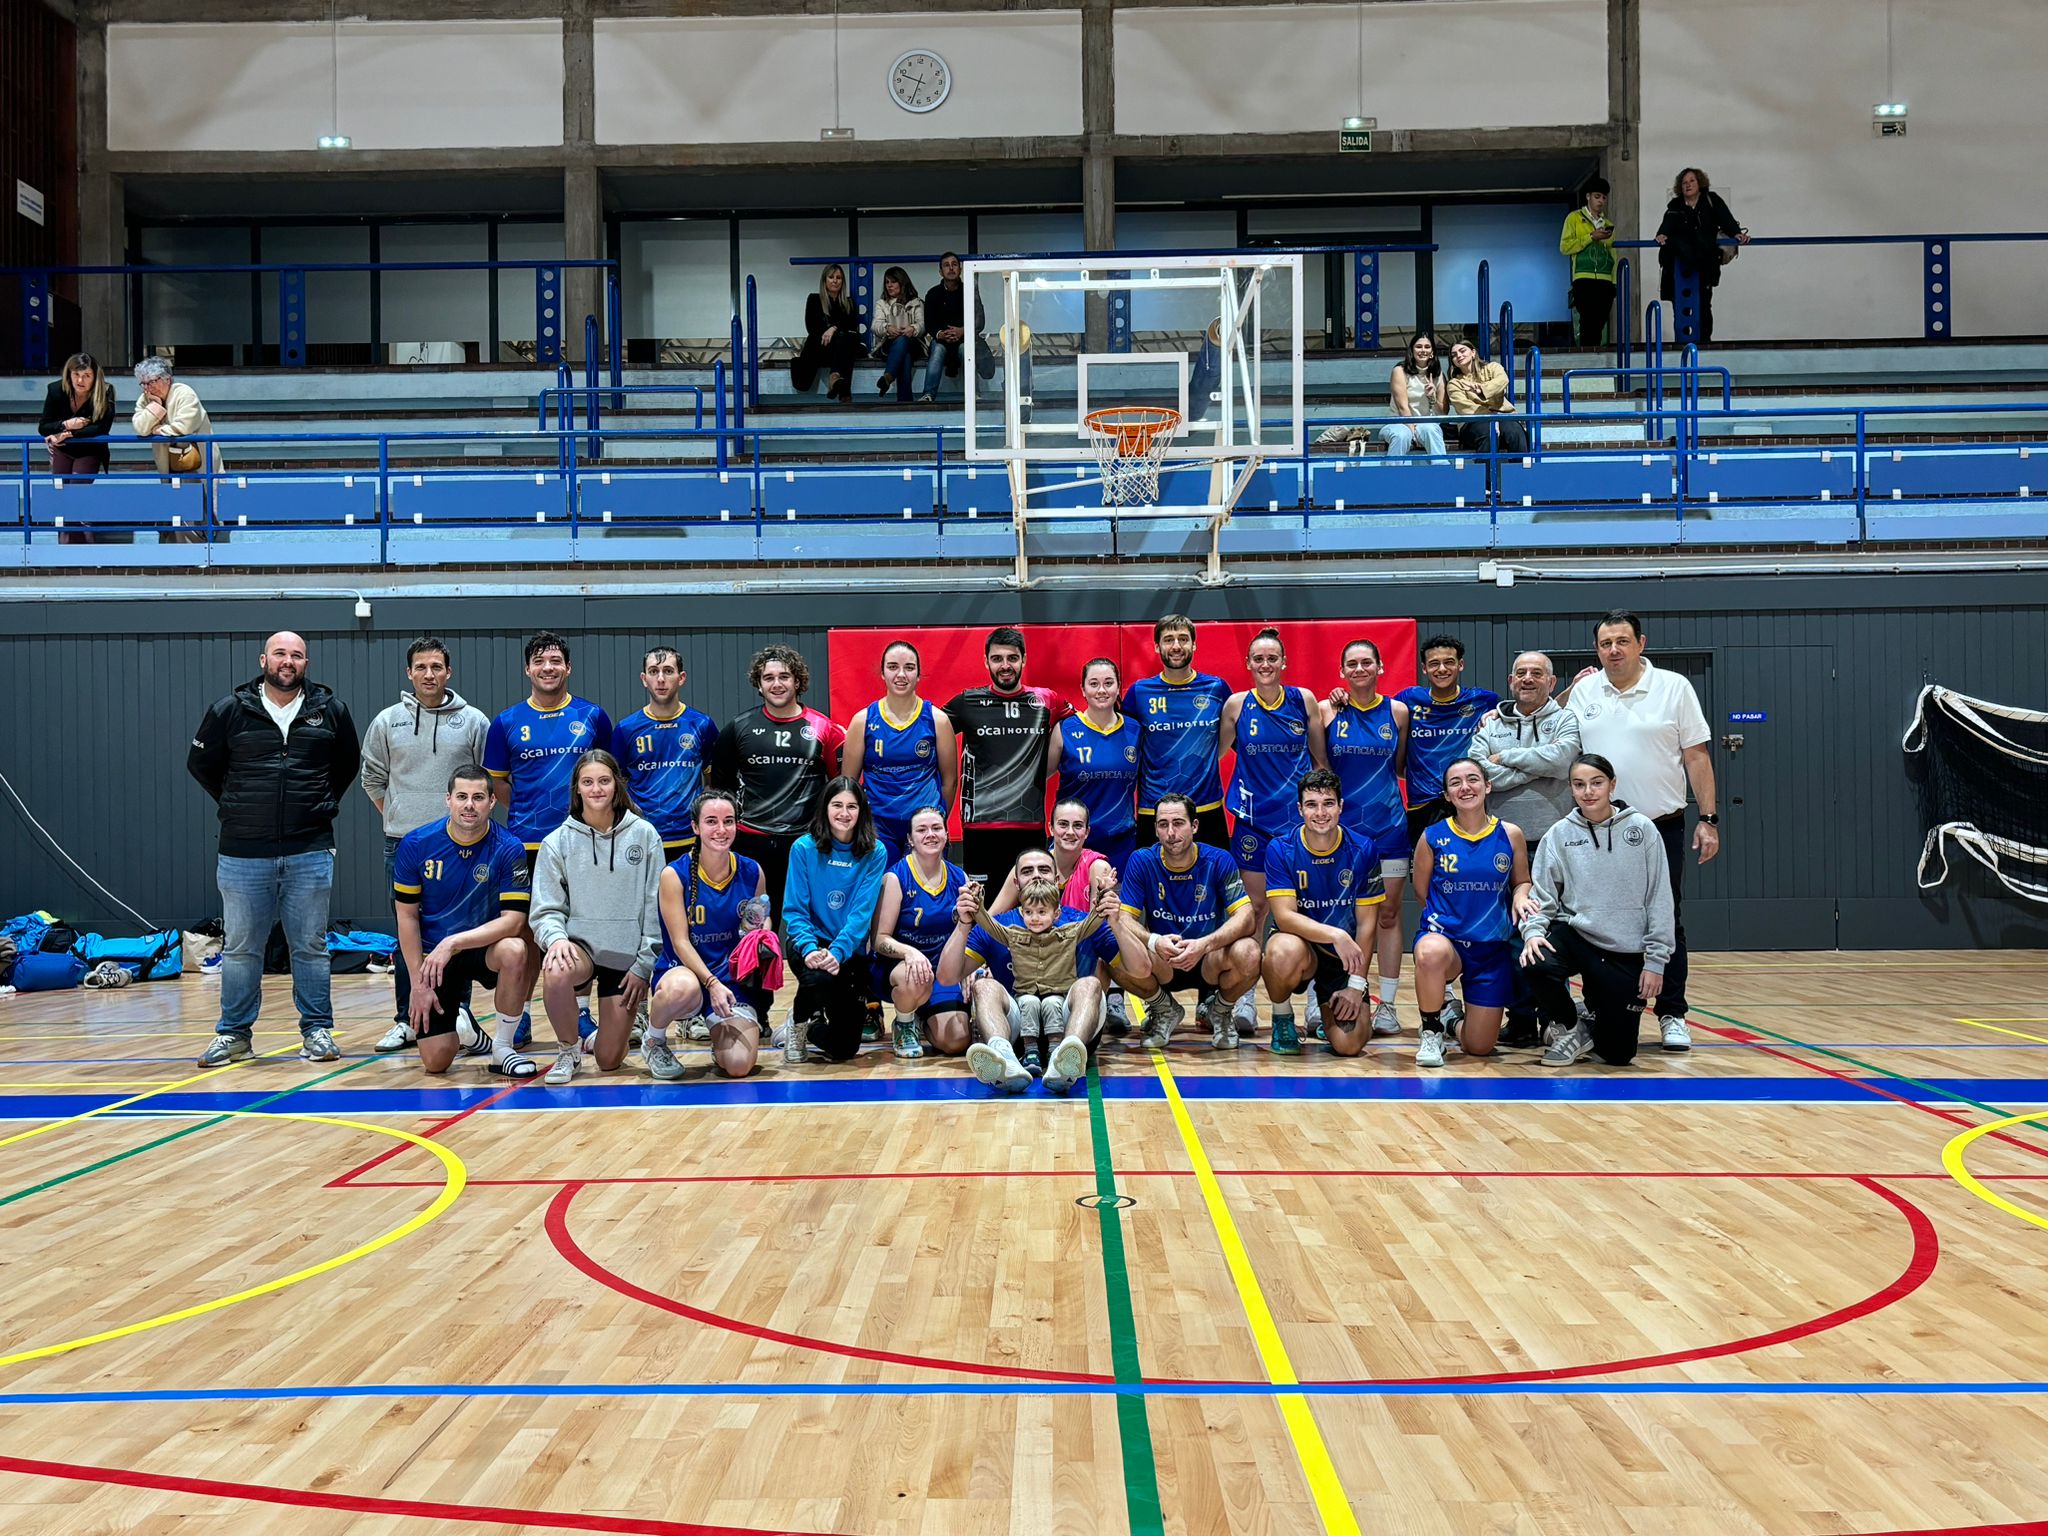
[327,1075,532,1188]
[1944,1109,2048,1233]
[0,1037,314,1152]
[1956,1018,2048,1046]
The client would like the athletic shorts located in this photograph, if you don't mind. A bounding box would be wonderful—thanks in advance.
[1084,827,1139,876]
[652,962,769,1023]
[420,948,499,1037]
[1155,959,1221,1005]
[916,982,967,1021]
[1405,797,1450,848]
[1231,821,1279,876]
[570,941,635,999]
[1422,934,1516,1009]
[661,837,698,862]
[1367,823,1414,878]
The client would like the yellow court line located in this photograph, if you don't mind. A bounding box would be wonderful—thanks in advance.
[1942,1108,2048,1235]
[0,1081,199,1091]
[0,1042,303,1152]
[0,1110,464,1369]
[1955,1018,2048,1046]
[1151,1048,1361,1536]
[0,1031,315,1042]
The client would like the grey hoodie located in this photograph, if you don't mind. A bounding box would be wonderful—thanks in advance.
[360,689,491,838]
[529,810,665,980]
[1518,802,1675,972]
[1470,695,1581,843]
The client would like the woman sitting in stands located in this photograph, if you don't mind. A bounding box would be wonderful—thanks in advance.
[794,263,865,404]
[1446,338,1529,455]
[871,266,926,404]
[41,352,116,484]
[1376,332,1447,456]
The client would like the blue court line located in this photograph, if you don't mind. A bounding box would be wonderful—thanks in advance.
[3,1381,2046,1407]
[0,1074,2043,1122]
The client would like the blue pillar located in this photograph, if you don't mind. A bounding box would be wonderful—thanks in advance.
[278,268,306,367]
[1672,266,1702,346]
[1923,240,1949,340]
[1108,271,1132,353]
[19,274,51,372]
[1475,261,1491,361]
[535,267,562,365]
[852,258,876,351]
[1352,252,1378,349]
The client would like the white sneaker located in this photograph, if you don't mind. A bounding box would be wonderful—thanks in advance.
[1440,988,1464,1032]
[1303,988,1323,1035]
[1138,989,1184,1050]
[967,1038,1031,1094]
[544,1046,579,1085]
[1415,1028,1448,1069]
[1232,991,1260,1039]
[783,1014,811,1069]
[1370,1000,1400,1037]
[1043,1035,1088,1095]
[1206,993,1241,1050]
[374,1021,416,1054]
[1542,1022,1597,1067]
[1660,1014,1692,1052]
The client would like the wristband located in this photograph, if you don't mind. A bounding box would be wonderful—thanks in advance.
[1146,931,1163,954]
[1345,974,1368,992]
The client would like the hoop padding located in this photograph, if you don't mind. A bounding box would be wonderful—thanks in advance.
[1084,406,1183,507]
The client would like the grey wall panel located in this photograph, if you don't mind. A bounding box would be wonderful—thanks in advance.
[0,577,2040,950]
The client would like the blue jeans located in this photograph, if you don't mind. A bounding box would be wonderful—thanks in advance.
[1378,420,1447,455]
[879,336,918,401]
[216,849,334,1039]
[922,342,1028,400]
[384,835,409,1023]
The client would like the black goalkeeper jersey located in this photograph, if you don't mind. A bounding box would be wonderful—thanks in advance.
[944,685,1070,828]
[709,705,847,839]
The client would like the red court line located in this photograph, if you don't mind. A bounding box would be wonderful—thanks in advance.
[326,1079,530,1188]
[1847,1522,2048,1535]
[0,1452,849,1536]
[547,1175,1937,1390]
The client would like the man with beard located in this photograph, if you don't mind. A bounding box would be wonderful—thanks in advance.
[1124,613,1233,852]
[187,630,361,1066]
[943,627,1071,885]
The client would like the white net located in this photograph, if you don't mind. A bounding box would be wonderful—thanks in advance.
[1903,684,2048,903]
[1085,406,1181,507]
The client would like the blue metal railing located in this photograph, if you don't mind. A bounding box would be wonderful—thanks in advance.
[4,258,620,372]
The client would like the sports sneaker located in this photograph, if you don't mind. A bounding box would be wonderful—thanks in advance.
[1660,1014,1692,1052]
[1205,993,1240,1051]
[1415,1028,1448,1070]
[1577,998,1596,1027]
[1018,1037,1044,1078]
[1232,991,1260,1039]
[199,951,224,978]
[577,1007,596,1051]
[512,1011,532,1049]
[197,1032,252,1067]
[1269,1011,1302,1056]
[967,1037,1031,1094]
[1043,1034,1088,1095]
[784,1015,811,1069]
[892,1018,924,1059]
[544,1046,579,1085]
[1102,991,1130,1038]
[374,1021,417,1054]
[685,1016,712,1041]
[644,1032,684,1081]
[1370,1000,1401,1038]
[1542,1022,1597,1067]
[1139,988,1184,1050]
[631,998,649,1049]
[1497,1018,1541,1049]
[1303,988,1323,1036]
[83,961,132,989]
[1542,1020,1565,1048]
[1440,988,1465,1033]
[299,1027,340,1063]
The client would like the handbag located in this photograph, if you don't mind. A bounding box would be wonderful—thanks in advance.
[165,442,203,475]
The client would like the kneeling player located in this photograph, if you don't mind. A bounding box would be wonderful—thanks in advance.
[871,806,973,1058]
[1410,758,1534,1069]
[645,791,773,1080]
[1108,793,1261,1049]
[1261,770,1386,1058]
[392,765,539,1078]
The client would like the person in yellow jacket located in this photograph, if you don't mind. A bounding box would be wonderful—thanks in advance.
[1558,176,1616,347]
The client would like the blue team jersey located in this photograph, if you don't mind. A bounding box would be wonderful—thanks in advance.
[887,855,966,963]
[657,851,764,985]
[1118,843,1249,940]
[1263,827,1385,935]
[1396,686,1499,801]
[1055,712,1142,841]
[1419,816,1518,943]
[1226,687,1316,834]
[860,699,946,827]
[1325,695,1407,839]
[613,705,718,846]
[484,695,615,848]
[1124,672,1233,811]
[964,905,1117,992]
[392,820,530,948]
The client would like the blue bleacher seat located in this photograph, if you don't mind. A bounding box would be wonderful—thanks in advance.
[579,469,755,523]
[388,472,570,525]
[1308,456,1487,511]
[1689,449,1856,505]
[1865,445,2042,499]
[762,466,937,521]
[1500,452,1676,506]
[214,474,380,527]
[29,476,205,531]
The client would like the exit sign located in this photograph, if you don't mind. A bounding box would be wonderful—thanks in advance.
[1339,128,1373,153]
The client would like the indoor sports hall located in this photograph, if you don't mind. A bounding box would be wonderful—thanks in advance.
[4,2,2048,1533]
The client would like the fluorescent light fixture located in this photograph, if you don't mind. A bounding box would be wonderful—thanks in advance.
[1341,115,1376,130]
[318,134,352,149]
[1872,103,1908,117]
[820,126,855,141]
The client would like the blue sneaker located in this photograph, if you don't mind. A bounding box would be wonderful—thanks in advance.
[512,1011,532,1049]
[578,1007,596,1049]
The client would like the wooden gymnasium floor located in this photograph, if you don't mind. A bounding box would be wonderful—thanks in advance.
[2,952,2048,1535]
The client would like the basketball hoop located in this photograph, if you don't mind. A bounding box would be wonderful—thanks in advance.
[1084,405,1182,507]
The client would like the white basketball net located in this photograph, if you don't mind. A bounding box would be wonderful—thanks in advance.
[1086,408,1181,507]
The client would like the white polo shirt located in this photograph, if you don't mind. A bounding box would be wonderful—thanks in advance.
[1566,658,1708,819]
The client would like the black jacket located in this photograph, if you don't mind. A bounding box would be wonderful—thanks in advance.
[1657,191,1743,296]
[38,380,116,443]
[187,678,362,857]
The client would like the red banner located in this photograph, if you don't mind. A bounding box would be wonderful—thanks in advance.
[827,618,1417,833]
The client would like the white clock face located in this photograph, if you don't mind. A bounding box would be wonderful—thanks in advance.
[889,49,950,114]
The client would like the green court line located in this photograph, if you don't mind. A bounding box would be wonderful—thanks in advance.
[1085,1059,1167,1536]
[0,1056,376,1211]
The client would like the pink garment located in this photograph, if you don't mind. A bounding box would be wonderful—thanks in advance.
[1061,848,1104,910]
[731,927,786,992]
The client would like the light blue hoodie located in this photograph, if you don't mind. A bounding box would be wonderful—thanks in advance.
[784,834,887,965]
